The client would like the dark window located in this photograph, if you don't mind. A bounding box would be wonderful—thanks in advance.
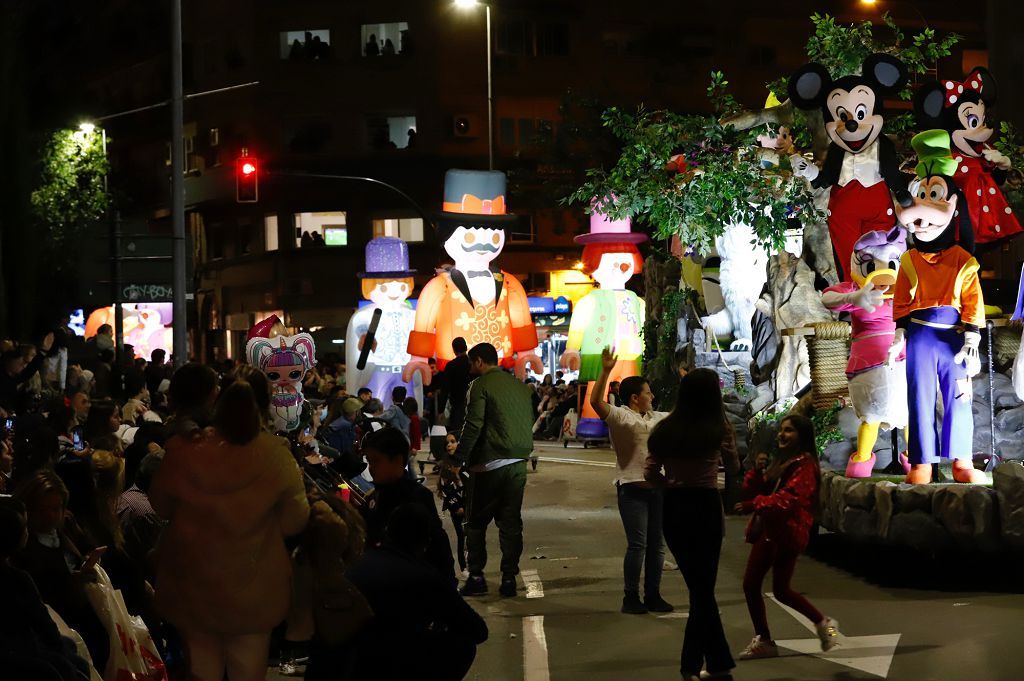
[496,19,530,56]
[518,118,535,144]
[499,117,516,146]
[288,122,333,154]
[537,24,568,56]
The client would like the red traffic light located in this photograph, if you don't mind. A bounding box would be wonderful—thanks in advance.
[235,155,259,203]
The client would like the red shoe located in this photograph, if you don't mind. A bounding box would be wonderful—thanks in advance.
[905,464,932,484]
[845,453,876,478]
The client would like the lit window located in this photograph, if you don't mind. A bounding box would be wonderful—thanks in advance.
[361,22,410,56]
[295,211,347,248]
[280,30,331,60]
[265,214,279,251]
[367,115,417,150]
[372,217,424,243]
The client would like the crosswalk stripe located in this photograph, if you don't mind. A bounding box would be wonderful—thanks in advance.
[522,569,545,599]
[523,616,550,681]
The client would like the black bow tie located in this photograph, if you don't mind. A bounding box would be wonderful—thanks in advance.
[466,270,493,278]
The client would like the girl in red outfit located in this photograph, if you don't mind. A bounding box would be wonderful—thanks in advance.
[734,415,842,659]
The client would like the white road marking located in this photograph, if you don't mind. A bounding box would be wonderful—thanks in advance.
[522,569,545,599]
[535,456,616,468]
[767,592,901,678]
[523,616,551,681]
[547,556,578,562]
[656,611,690,619]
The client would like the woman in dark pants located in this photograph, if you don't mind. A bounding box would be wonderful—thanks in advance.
[646,369,739,681]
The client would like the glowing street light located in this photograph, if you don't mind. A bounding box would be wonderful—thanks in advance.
[78,122,96,134]
[453,0,493,170]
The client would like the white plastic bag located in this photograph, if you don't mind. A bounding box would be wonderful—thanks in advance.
[46,604,104,681]
[84,565,167,681]
[560,408,578,441]
[1013,327,1024,401]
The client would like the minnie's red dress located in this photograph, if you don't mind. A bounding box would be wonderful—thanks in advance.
[953,152,1022,244]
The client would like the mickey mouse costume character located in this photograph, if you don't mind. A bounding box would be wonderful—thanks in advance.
[890,130,986,484]
[788,54,914,281]
[914,67,1021,245]
[404,170,541,380]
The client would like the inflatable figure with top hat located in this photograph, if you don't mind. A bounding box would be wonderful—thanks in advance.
[404,169,541,380]
[787,54,914,281]
[914,68,1021,246]
[890,130,986,484]
[346,236,422,410]
[246,315,317,433]
[821,226,909,478]
[560,197,647,439]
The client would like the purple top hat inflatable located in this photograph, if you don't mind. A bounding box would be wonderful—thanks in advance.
[358,236,417,279]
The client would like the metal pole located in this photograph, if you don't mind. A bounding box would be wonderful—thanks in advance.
[486,4,493,170]
[171,0,187,366]
[112,212,123,379]
[987,319,998,471]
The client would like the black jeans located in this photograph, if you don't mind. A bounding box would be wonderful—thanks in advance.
[663,487,735,676]
[616,483,664,596]
[464,461,527,576]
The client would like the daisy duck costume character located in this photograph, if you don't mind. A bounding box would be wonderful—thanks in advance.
[404,169,541,381]
[821,227,909,478]
[890,130,986,484]
[915,68,1021,246]
[246,316,317,434]
[788,54,914,281]
[345,236,422,409]
[560,200,646,439]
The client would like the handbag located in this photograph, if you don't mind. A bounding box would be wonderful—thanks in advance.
[313,572,374,646]
[744,512,764,544]
[84,565,168,681]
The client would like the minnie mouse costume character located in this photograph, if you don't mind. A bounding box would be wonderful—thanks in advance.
[788,54,914,281]
[890,131,985,485]
[914,68,1021,245]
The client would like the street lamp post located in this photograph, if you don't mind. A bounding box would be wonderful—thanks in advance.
[454,0,494,170]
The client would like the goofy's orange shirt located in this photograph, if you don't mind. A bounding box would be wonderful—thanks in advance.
[407,269,537,368]
[893,246,984,330]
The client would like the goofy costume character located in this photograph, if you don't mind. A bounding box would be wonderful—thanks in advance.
[405,170,541,381]
[890,130,986,484]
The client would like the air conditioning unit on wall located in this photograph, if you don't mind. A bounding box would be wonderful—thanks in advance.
[451,113,481,138]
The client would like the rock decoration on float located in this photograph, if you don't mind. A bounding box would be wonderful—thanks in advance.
[788,54,914,281]
[560,199,647,439]
[404,169,541,381]
[891,130,986,484]
[820,227,909,478]
[345,236,422,409]
[245,315,317,433]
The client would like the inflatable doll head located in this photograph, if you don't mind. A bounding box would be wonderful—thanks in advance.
[576,197,647,289]
[436,169,517,271]
[358,237,417,312]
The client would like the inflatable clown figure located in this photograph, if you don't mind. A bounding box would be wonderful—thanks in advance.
[345,237,422,409]
[560,201,646,439]
[405,169,541,380]
[246,315,317,433]
[820,227,909,478]
[891,130,985,485]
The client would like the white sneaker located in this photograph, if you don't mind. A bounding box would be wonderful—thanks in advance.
[816,617,841,652]
[737,635,778,660]
[663,559,678,571]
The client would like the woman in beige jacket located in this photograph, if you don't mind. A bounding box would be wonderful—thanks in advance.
[151,367,309,681]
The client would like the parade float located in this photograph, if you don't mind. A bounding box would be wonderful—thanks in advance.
[569,13,1024,551]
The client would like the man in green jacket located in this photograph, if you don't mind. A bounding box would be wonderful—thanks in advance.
[454,342,534,598]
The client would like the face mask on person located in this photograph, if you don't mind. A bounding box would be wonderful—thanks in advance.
[320,406,329,422]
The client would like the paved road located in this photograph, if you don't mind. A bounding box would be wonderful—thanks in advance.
[272,441,1023,681]
[460,442,1023,681]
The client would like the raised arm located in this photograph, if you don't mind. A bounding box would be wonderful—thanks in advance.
[589,347,617,421]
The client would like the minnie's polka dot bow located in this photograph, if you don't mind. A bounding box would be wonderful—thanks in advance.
[942,71,984,108]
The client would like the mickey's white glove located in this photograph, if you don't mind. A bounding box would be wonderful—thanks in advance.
[982,147,1012,171]
[887,328,905,367]
[954,330,982,377]
[790,154,820,181]
[848,281,884,314]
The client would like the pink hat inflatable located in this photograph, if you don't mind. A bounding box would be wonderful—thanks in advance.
[575,196,649,244]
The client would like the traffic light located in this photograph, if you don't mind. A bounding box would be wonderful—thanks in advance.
[235,154,258,203]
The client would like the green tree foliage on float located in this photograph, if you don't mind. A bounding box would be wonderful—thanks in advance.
[30,128,110,249]
[565,72,819,255]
